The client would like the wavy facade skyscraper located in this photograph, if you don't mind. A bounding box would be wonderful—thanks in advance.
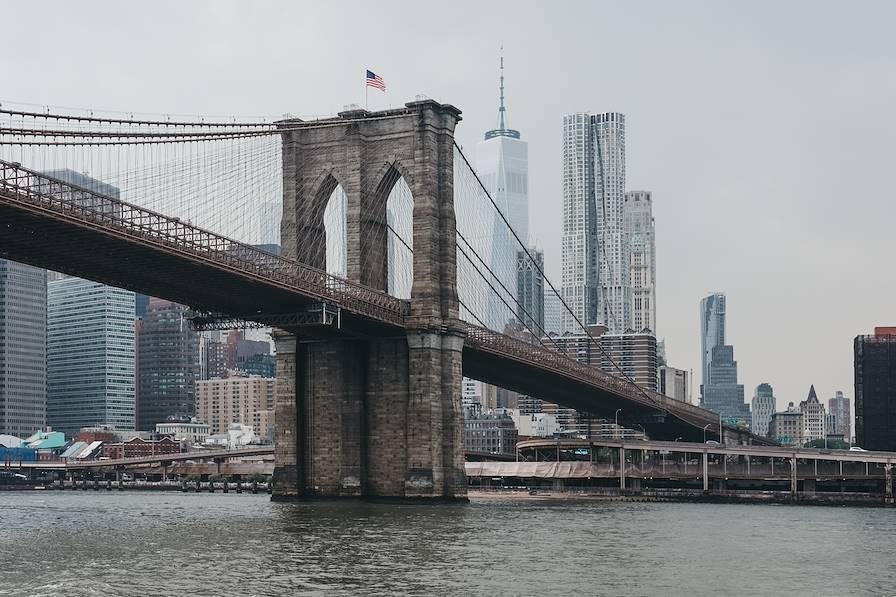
[561,112,629,333]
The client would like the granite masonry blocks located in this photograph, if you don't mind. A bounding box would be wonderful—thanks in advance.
[272,101,467,500]
[273,333,465,499]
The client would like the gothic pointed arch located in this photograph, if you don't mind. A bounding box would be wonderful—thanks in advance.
[295,170,348,275]
[359,161,414,295]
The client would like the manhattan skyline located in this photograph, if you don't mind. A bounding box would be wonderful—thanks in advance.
[4,1,894,406]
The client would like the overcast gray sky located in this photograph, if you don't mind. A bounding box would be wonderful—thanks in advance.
[7,0,895,413]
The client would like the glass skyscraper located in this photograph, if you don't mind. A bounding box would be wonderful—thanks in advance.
[516,249,544,332]
[137,298,200,431]
[47,277,136,435]
[699,293,749,424]
[561,112,628,334]
[0,259,47,437]
[854,327,896,451]
[702,345,749,424]
[700,292,726,396]
[475,51,528,331]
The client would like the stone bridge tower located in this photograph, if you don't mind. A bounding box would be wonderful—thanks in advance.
[272,100,467,500]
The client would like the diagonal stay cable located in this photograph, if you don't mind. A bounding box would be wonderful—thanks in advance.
[453,142,666,413]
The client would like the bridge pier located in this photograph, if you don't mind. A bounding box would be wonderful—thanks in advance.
[273,331,466,500]
[272,101,466,501]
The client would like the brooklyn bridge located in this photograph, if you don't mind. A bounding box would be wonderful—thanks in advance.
[0,99,761,500]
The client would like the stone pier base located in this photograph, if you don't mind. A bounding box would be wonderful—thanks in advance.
[272,330,467,501]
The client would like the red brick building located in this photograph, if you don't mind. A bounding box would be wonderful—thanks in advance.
[101,437,181,459]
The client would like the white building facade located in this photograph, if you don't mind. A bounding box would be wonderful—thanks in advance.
[509,411,559,437]
[561,112,629,334]
[800,385,826,444]
[658,365,689,403]
[156,420,210,445]
[751,383,776,437]
[623,191,656,333]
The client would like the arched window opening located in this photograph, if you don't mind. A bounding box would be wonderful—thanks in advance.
[324,184,347,277]
[385,175,413,299]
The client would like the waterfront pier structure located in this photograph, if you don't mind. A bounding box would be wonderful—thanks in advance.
[468,439,895,505]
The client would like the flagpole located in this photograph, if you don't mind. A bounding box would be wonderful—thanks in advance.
[365,79,368,110]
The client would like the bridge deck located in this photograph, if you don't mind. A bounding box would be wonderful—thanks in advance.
[0,161,407,332]
[0,160,749,441]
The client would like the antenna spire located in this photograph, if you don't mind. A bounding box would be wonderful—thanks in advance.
[484,44,520,140]
[498,43,506,131]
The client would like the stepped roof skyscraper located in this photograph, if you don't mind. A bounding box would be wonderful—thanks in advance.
[700,293,726,397]
[701,345,749,424]
[699,293,749,425]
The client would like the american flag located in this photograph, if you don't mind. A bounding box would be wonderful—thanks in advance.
[366,70,386,92]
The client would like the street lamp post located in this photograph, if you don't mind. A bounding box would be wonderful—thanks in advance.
[703,423,711,443]
[615,409,622,440]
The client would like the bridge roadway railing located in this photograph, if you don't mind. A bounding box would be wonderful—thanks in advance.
[462,324,716,425]
[0,160,409,326]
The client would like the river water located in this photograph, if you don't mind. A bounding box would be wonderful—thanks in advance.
[0,491,893,596]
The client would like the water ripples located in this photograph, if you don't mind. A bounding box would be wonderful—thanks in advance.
[1,492,894,596]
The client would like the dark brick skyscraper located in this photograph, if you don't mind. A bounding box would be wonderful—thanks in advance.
[854,327,896,451]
